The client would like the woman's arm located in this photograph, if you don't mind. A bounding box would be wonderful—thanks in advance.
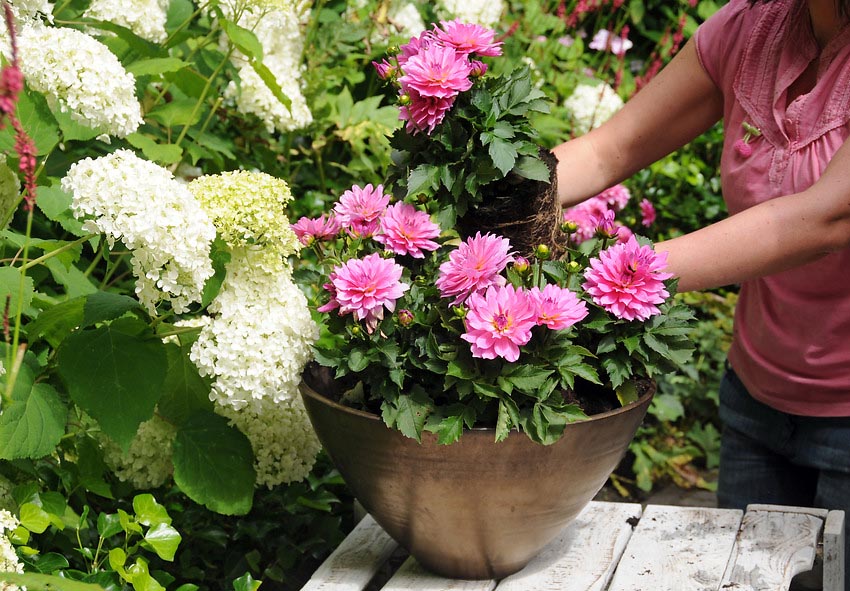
[657,138,850,291]
[553,38,724,206]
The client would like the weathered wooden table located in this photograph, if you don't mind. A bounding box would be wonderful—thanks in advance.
[300,501,845,591]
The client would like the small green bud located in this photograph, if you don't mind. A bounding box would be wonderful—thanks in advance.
[568,260,581,273]
[561,220,578,233]
[399,94,411,106]
[534,244,551,260]
[453,306,468,319]
[387,45,400,55]
[350,325,361,336]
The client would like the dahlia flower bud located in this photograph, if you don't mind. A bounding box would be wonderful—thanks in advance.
[512,256,530,274]
[399,93,412,106]
[397,309,414,326]
[534,244,551,260]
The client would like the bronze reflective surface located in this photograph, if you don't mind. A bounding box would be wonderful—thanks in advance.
[300,370,654,580]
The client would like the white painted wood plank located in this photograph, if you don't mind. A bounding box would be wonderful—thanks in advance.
[720,508,823,591]
[300,514,399,591]
[382,556,496,591]
[822,510,844,591]
[495,501,643,591]
[607,504,743,591]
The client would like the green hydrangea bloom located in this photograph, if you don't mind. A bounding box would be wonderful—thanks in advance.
[190,170,300,257]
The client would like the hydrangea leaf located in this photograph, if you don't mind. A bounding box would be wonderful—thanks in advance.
[0,87,59,156]
[56,326,167,451]
[172,411,255,516]
[158,343,214,427]
[35,185,87,236]
[0,383,67,460]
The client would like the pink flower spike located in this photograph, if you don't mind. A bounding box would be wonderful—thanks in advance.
[436,232,514,304]
[333,183,391,238]
[461,285,537,362]
[399,44,473,99]
[434,20,503,57]
[326,253,410,333]
[639,198,656,227]
[291,214,342,246]
[375,202,441,258]
[529,284,588,331]
[583,237,674,321]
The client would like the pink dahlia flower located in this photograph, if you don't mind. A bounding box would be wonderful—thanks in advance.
[461,285,537,362]
[433,20,503,57]
[291,214,341,245]
[333,183,391,238]
[598,184,631,211]
[436,232,513,304]
[374,202,441,258]
[640,198,656,227]
[529,284,589,331]
[582,237,673,321]
[399,88,456,134]
[399,44,472,99]
[323,253,410,332]
[563,196,611,244]
[397,30,433,66]
[615,223,634,244]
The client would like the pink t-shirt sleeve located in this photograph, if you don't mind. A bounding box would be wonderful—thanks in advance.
[693,0,754,91]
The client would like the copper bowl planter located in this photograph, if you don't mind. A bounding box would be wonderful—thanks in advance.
[299,368,654,580]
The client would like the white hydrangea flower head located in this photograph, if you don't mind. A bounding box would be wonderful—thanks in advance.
[435,0,503,29]
[190,247,318,411]
[15,24,142,138]
[190,170,300,257]
[100,414,177,489]
[0,509,24,591]
[224,59,313,133]
[215,1,314,133]
[215,395,320,488]
[83,0,171,43]
[61,150,216,314]
[347,0,425,44]
[7,0,53,25]
[563,80,624,136]
[0,158,19,231]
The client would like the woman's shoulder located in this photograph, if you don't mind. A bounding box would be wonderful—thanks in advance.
[694,0,793,89]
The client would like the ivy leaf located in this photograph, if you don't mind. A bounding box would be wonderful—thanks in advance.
[143,522,182,561]
[0,384,67,460]
[172,411,255,515]
[133,494,171,527]
[56,326,167,451]
[0,573,106,591]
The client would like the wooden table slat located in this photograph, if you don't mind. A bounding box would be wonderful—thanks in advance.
[495,501,642,591]
[606,504,744,591]
[720,509,823,591]
[382,556,497,591]
[300,515,399,591]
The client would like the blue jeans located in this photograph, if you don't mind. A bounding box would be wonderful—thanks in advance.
[717,368,850,588]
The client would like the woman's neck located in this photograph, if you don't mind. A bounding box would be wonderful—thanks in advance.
[808,0,844,48]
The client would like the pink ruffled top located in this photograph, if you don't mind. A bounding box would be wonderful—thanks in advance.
[694,0,850,415]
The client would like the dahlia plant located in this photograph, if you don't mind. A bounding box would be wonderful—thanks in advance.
[292,20,694,445]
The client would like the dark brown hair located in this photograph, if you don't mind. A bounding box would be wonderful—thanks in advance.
[747,0,850,21]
